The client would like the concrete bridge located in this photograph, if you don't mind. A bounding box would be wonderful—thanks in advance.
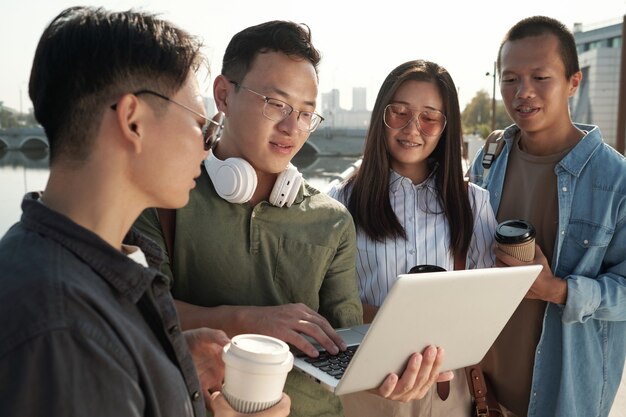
[0,148,49,168]
[304,127,366,156]
[0,126,367,156]
[0,127,49,150]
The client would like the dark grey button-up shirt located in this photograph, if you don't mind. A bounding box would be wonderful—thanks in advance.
[0,193,205,417]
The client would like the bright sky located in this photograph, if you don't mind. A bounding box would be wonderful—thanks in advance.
[1,0,625,114]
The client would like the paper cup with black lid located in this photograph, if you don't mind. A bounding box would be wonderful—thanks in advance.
[495,219,536,262]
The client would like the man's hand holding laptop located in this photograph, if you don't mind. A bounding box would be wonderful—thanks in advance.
[374,345,454,401]
[361,303,454,401]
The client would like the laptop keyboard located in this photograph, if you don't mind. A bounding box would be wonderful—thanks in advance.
[300,345,359,379]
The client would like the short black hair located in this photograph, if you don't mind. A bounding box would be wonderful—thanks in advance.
[498,15,580,79]
[221,20,321,83]
[29,6,204,164]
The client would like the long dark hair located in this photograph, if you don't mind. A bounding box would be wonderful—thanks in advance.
[342,59,472,257]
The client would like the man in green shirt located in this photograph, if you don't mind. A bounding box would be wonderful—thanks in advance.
[136,20,450,417]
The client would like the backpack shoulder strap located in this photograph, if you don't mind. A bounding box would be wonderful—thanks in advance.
[439,192,468,400]
[156,208,176,265]
[481,129,506,169]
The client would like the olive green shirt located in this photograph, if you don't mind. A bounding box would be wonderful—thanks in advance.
[135,170,363,417]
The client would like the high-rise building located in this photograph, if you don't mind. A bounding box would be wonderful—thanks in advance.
[320,88,371,129]
[571,19,623,150]
[352,87,367,111]
[322,89,341,113]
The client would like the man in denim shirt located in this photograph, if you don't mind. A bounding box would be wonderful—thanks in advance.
[0,7,290,417]
[469,16,626,417]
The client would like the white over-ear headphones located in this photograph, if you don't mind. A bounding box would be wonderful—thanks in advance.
[204,149,303,207]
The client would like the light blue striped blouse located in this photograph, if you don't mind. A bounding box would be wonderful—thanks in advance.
[329,169,497,306]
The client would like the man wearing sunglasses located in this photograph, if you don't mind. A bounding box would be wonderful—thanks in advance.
[0,7,289,417]
[135,20,451,417]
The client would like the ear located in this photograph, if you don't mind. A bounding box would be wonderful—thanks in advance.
[213,75,232,114]
[568,70,582,97]
[112,94,146,154]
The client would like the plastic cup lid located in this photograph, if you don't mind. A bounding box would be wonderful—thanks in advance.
[495,219,536,242]
[225,334,291,364]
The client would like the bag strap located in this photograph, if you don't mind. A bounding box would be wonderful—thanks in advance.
[436,244,468,401]
[481,130,505,169]
[465,365,502,417]
[156,208,176,265]
[458,181,502,417]
[437,181,470,401]
[456,180,503,416]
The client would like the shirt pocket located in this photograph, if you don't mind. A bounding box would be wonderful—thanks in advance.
[274,236,334,308]
[559,221,613,276]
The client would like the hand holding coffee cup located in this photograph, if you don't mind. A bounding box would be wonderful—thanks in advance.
[222,334,294,414]
[495,219,536,262]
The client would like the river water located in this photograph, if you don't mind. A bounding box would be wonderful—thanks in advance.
[0,150,357,236]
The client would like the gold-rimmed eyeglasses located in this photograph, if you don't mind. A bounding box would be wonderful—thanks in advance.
[230,81,324,133]
[383,104,447,137]
[110,89,221,150]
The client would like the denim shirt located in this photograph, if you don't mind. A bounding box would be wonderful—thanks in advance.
[469,124,626,417]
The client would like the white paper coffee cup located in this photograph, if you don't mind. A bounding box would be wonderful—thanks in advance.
[222,334,294,414]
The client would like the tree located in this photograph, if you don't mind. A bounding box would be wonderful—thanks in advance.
[0,102,20,128]
[0,102,39,128]
[461,89,512,138]
[18,109,39,127]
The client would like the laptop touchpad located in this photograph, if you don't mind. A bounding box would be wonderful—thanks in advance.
[337,325,369,345]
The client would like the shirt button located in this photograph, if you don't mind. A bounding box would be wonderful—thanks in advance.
[583,239,589,245]
[192,391,201,401]
[561,230,565,235]
[251,212,256,218]
[562,187,568,192]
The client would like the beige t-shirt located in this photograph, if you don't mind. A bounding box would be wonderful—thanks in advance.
[481,134,570,417]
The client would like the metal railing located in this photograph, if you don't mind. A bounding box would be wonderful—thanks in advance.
[324,158,362,193]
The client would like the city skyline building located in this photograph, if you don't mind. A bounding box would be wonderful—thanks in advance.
[571,19,623,150]
[321,87,371,129]
[322,89,341,114]
[352,87,367,111]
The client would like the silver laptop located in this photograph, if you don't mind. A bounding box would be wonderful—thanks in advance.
[293,264,542,396]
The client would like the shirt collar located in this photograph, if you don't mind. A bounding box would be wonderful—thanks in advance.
[558,124,603,177]
[503,123,603,177]
[389,162,439,193]
[20,192,164,303]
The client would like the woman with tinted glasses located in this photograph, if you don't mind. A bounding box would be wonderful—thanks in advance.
[329,60,498,417]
